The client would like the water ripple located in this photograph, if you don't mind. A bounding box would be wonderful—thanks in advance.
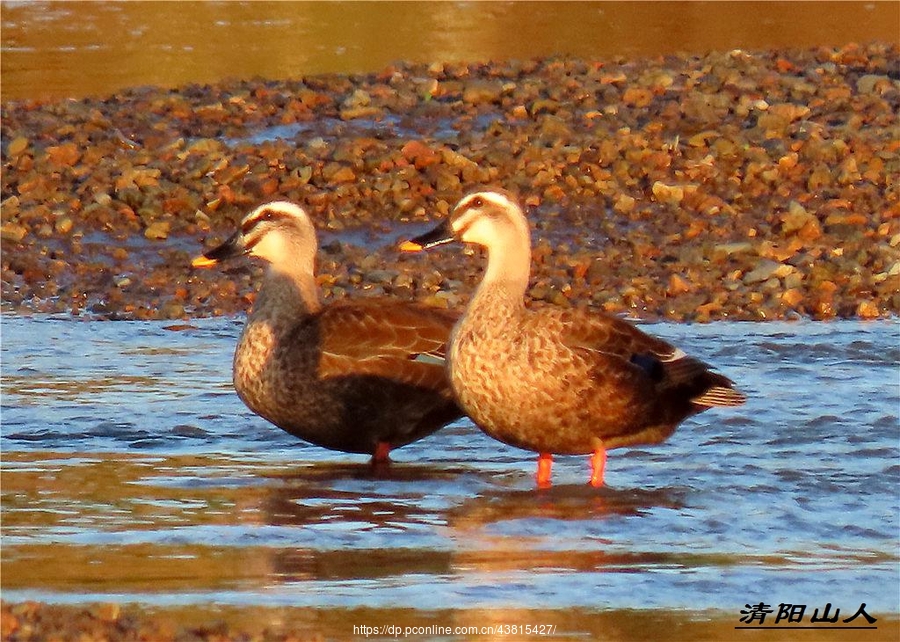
[1,317,898,613]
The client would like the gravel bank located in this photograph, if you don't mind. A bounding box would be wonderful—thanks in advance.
[2,42,898,321]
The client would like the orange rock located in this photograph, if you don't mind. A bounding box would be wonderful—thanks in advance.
[823,86,852,102]
[651,181,684,205]
[401,140,440,169]
[600,72,627,85]
[758,240,799,262]
[144,221,170,240]
[688,131,718,147]
[623,87,653,108]
[684,220,708,240]
[633,243,661,259]
[45,142,81,167]
[6,136,29,156]
[695,301,723,317]
[613,194,635,214]
[775,58,796,73]
[807,166,833,190]
[0,610,18,638]
[778,152,799,170]
[325,165,356,183]
[824,212,868,227]
[261,177,280,196]
[838,157,861,184]
[857,301,881,318]
[797,220,823,242]
[768,102,810,122]
[542,184,566,201]
[1,222,28,243]
[814,300,836,318]
[53,217,72,234]
[823,198,853,211]
[217,185,236,204]
[116,205,139,222]
[667,274,692,295]
[572,261,590,280]
[92,602,120,623]
[781,289,804,307]
[511,105,528,119]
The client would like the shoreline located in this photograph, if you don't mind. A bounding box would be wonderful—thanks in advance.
[2,42,898,323]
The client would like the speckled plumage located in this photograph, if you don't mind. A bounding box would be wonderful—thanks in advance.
[403,190,746,485]
[193,201,462,458]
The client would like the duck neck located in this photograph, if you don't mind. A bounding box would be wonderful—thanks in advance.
[470,238,531,313]
[250,261,321,325]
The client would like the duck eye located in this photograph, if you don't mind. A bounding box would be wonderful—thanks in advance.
[471,197,484,208]
[261,210,274,221]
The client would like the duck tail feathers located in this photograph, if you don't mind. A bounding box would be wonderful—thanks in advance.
[691,385,747,407]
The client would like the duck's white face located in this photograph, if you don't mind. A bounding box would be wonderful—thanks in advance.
[397,189,533,289]
[450,191,530,251]
[240,201,317,265]
[192,201,318,271]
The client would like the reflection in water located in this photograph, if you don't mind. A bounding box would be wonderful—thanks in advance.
[1,1,897,100]
[261,465,685,534]
[448,484,687,529]
[270,548,454,584]
[1,318,898,622]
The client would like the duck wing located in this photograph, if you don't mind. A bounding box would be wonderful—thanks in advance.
[555,308,745,408]
[554,308,676,362]
[315,300,459,389]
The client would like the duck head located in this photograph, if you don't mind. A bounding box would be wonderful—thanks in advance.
[400,190,530,254]
[192,201,318,272]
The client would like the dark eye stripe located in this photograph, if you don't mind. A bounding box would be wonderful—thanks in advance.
[242,231,262,252]
[458,195,484,212]
[241,208,293,236]
[240,216,260,236]
[453,194,496,227]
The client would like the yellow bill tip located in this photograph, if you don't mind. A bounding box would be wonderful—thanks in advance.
[398,240,424,253]
[191,255,218,268]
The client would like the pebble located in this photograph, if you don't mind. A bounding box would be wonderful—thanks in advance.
[54,216,73,234]
[1,222,27,243]
[144,220,170,240]
[6,136,29,156]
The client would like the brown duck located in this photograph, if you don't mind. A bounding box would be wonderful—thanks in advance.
[401,190,746,487]
[192,201,462,463]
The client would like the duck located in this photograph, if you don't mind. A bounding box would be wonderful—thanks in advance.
[400,190,746,487]
[192,201,463,463]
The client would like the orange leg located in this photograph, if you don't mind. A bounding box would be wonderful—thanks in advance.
[589,448,607,487]
[373,441,391,464]
[537,453,553,488]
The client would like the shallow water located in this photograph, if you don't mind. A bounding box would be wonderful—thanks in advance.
[2,315,898,627]
[2,1,898,101]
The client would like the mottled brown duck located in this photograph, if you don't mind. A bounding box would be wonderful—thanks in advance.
[192,201,462,463]
[401,190,746,487]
